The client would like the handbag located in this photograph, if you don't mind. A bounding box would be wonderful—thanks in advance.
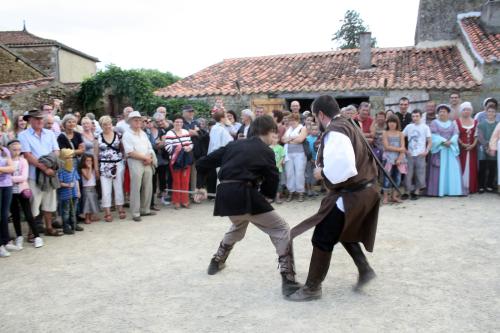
[21,188,32,199]
[172,132,193,170]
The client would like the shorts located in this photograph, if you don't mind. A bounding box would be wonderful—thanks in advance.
[29,180,57,216]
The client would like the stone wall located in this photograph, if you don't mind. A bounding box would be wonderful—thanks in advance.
[0,47,44,84]
[415,0,483,44]
[9,46,58,78]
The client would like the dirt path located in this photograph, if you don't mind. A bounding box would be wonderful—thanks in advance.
[1,194,499,332]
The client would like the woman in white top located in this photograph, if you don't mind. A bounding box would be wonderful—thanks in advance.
[165,115,194,209]
[281,113,308,202]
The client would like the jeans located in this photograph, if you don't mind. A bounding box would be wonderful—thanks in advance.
[0,186,13,245]
[60,198,78,230]
[285,153,307,193]
[405,155,426,192]
[383,165,401,191]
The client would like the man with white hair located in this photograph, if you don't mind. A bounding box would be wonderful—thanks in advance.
[236,109,255,139]
[116,106,134,134]
[290,101,301,115]
[156,106,167,118]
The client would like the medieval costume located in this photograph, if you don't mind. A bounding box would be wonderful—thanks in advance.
[456,118,478,194]
[196,133,299,296]
[288,106,380,302]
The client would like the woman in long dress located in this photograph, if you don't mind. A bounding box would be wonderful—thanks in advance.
[456,102,478,194]
[427,104,463,197]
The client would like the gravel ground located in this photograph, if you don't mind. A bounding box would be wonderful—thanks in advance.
[1,193,499,333]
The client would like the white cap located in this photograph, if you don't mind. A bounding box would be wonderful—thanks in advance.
[127,111,142,122]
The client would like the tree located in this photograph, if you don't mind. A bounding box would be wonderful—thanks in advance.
[332,10,377,50]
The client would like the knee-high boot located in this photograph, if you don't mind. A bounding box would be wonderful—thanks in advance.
[342,242,376,290]
[278,244,302,296]
[207,241,234,275]
[286,246,332,301]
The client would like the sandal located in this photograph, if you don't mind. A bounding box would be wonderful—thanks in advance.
[119,210,126,219]
[104,214,113,222]
[45,228,63,237]
[298,193,305,202]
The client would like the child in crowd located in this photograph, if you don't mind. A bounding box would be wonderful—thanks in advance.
[58,149,83,235]
[270,133,285,204]
[0,144,17,257]
[382,115,407,204]
[9,140,43,249]
[80,154,100,224]
[403,109,432,200]
[478,107,498,192]
[305,124,320,197]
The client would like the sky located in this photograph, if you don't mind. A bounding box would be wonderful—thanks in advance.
[1,0,420,78]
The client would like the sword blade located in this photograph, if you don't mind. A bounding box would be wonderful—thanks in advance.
[164,189,217,197]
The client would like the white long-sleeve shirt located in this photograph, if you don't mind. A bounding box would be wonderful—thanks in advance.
[208,123,233,154]
[322,131,358,212]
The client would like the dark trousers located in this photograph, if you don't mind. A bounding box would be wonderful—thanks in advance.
[11,193,39,238]
[312,205,346,252]
[0,186,13,245]
[479,160,497,189]
[151,164,171,206]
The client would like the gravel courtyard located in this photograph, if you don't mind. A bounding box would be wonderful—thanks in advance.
[1,194,499,333]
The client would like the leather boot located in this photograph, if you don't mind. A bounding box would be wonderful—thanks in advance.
[278,248,302,296]
[342,242,376,290]
[207,241,234,275]
[286,247,332,302]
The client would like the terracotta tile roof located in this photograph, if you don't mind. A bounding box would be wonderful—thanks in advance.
[0,77,54,100]
[156,46,479,98]
[0,30,99,62]
[459,16,500,63]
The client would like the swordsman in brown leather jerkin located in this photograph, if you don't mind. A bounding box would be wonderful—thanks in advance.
[287,95,380,302]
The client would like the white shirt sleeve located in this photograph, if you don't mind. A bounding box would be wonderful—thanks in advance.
[122,132,134,154]
[322,131,358,184]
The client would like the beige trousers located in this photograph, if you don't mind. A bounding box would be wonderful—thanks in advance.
[128,159,153,218]
[224,211,291,256]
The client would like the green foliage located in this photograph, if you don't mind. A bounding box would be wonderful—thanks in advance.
[332,10,377,50]
[161,98,211,119]
[78,65,188,116]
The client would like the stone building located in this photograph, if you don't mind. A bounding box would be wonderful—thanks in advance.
[0,27,99,83]
[156,0,499,115]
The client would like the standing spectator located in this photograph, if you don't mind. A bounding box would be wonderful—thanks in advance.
[96,116,126,222]
[385,109,396,118]
[478,107,498,193]
[44,115,56,133]
[41,103,61,135]
[122,111,156,222]
[341,105,358,120]
[357,102,374,143]
[13,114,27,137]
[305,124,320,197]
[151,114,172,206]
[18,109,62,237]
[488,121,500,191]
[145,117,161,211]
[85,113,102,135]
[449,92,461,121]
[182,105,203,196]
[370,111,386,162]
[208,111,233,154]
[290,101,301,115]
[58,114,85,158]
[304,115,315,131]
[397,97,412,131]
[422,100,437,125]
[282,113,308,202]
[225,110,241,139]
[57,149,83,234]
[0,116,14,146]
[72,111,83,133]
[116,106,133,135]
[272,110,286,142]
[81,117,98,161]
[382,116,407,204]
[0,143,17,257]
[254,106,265,117]
[9,140,43,248]
[80,154,100,224]
[403,110,432,200]
[270,133,285,204]
[456,102,478,194]
[236,109,255,139]
[427,104,463,197]
[166,115,194,209]
[474,98,500,123]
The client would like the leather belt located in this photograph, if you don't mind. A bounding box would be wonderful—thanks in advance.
[220,180,253,186]
[335,179,375,193]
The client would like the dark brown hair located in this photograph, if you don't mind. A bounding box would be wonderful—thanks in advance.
[386,115,401,131]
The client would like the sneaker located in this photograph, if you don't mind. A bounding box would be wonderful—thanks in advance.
[74,225,84,232]
[5,242,21,252]
[133,216,142,222]
[0,245,10,257]
[15,236,24,250]
[401,193,409,200]
[34,237,44,248]
[162,197,171,206]
[410,192,418,200]
[63,227,74,235]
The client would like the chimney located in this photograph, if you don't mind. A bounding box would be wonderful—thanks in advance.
[481,0,500,33]
[359,32,372,70]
